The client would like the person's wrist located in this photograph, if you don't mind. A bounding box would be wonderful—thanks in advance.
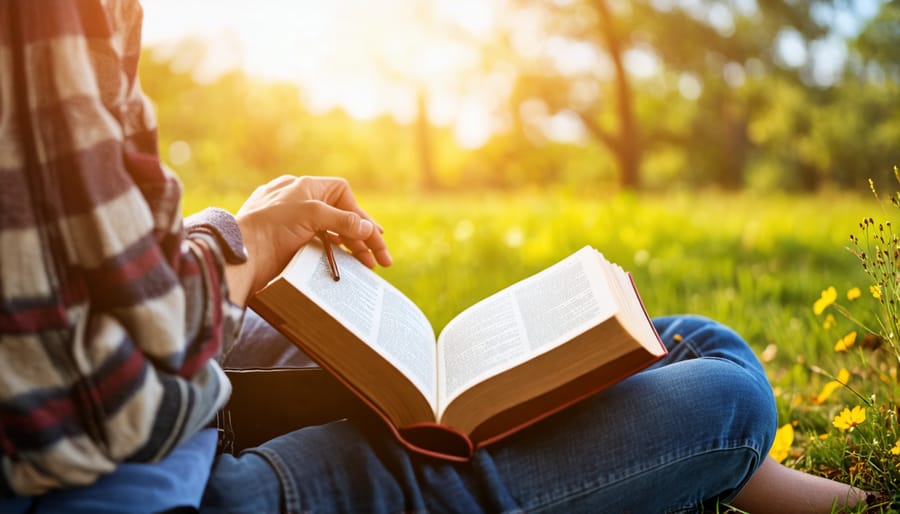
[185,208,256,306]
[232,216,263,299]
[223,259,254,306]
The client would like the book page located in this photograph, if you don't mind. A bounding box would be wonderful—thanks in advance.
[283,243,438,405]
[436,246,616,414]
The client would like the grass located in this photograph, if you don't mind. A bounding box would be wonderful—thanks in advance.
[185,186,898,505]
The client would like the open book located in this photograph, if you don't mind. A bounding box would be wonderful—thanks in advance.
[249,243,667,461]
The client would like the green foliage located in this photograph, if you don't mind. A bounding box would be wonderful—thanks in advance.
[768,174,900,501]
[853,2,900,82]
[140,0,900,195]
[141,41,422,194]
[187,186,868,349]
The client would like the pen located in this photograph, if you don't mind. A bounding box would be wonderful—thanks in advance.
[316,230,340,281]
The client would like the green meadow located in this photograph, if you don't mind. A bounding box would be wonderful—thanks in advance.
[185,188,871,352]
[185,187,899,503]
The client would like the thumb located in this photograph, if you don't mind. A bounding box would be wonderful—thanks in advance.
[317,204,375,240]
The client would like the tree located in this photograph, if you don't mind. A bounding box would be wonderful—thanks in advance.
[492,0,841,189]
[140,38,422,194]
[813,0,900,189]
[852,1,900,83]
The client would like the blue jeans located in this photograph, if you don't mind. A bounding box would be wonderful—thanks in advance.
[201,315,777,513]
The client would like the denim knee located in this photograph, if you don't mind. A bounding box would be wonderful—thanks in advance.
[649,355,777,506]
[711,357,777,446]
[679,353,778,481]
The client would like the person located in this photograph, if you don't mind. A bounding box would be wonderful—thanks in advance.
[0,1,880,512]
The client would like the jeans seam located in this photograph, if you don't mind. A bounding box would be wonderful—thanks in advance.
[248,447,304,514]
[525,443,762,513]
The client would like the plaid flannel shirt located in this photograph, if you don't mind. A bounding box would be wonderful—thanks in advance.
[0,0,242,496]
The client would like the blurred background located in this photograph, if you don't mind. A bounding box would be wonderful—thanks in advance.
[138,0,897,343]
[138,3,900,487]
[139,0,900,197]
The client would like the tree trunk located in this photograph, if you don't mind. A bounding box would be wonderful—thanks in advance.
[719,100,747,190]
[595,0,641,189]
[415,87,438,191]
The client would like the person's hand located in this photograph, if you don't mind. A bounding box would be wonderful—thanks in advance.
[227,175,391,304]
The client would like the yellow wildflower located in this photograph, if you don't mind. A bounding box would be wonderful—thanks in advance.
[768,423,794,463]
[837,368,850,382]
[818,433,830,441]
[891,440,900,456]
[814,286,837,315]
[847,287,861,300]
[871,285,882,299]
[833,405,866,431]
[834,331,857,353]
[815,368,850,405]
[822,313,836,330]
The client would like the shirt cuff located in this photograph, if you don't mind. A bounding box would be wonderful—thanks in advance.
[184,208,248,265]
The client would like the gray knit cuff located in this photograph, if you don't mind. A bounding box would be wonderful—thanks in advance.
[185,208,248,265]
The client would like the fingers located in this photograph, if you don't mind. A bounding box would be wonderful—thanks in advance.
[243,175,392,269]
[302,200,392,268]
[306,202,369,238]
[342,231,392,268]
[343,239,378,268]
[322,230,387,269]
[321,178,382,232]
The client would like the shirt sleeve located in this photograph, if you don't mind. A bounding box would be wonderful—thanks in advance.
[0,0,242,495]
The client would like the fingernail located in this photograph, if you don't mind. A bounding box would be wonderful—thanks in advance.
[359,219,374,238]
